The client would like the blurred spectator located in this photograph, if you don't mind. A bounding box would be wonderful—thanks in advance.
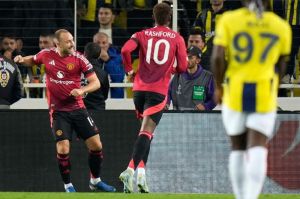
[293,48,300,84]
[284,0,300,26]
[12,0,73,55]
[1,35,19,60]
[77,3,129,52]
[278,0,299,96]
[0,54,23,109]
[121,0,155,35]
[0,35,27,81]
[269,0,285,17]
[77,0,106,28]
[38,33,55,50]
[285,0,300,78]
[16,38,23,52]
[187,28,211,70]
[93,32,125,98]
[167,46,215,110]
[94,3,129,49]
[188,28,206,50]
[181,0,203,25]
[83,42,109,110]
[28,32,55,98]
[193,0,226,39]
[162,0,191,42]
[193,0,227,70]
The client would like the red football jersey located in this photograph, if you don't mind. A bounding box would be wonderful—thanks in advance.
[122,26,188,95]
[33,48,94,111]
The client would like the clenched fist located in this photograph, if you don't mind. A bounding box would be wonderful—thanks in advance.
[70,88,85,97]
[13,55,24,63]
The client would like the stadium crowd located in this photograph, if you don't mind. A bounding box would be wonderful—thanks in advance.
[0,0,299,104]
[0,0,298,196]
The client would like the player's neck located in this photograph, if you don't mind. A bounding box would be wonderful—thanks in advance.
[57,49,69,57]
[155,23,169,28]
[100,24,112,29]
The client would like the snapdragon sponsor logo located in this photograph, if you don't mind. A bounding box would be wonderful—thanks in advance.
[49,77,74,85]
[145,30,176,38]
[57,71,64,79]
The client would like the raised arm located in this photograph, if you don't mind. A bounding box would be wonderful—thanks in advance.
[13,55,35,66]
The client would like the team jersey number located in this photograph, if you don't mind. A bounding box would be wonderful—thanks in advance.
[146,38,170,65]
[233,32,279,63]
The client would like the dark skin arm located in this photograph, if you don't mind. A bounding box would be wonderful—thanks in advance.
[211,45,226,104]
[276,55,288,81]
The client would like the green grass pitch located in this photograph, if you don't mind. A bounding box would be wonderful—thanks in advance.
[0,193,300,199]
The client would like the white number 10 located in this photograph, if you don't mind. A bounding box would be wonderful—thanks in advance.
[146,38,170,65]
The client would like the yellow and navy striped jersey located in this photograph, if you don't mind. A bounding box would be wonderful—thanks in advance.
[285,0,300,25]
[213,8,292,112]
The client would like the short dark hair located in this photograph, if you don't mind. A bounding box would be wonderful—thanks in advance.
[40,30,54,38]
[84,42,101,60]
[190,27,205,43]
[99,3,116,14]
[2,33,17,41]
[153,3,172,26]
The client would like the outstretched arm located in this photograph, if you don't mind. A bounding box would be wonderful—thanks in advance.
[13,55,35,66]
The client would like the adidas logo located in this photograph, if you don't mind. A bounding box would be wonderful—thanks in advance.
[49,60,55,66]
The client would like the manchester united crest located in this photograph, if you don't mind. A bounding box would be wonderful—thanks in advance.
[0,70,10,87]
[66,63,75,71]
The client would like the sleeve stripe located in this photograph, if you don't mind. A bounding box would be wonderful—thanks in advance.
[84,69,94,76]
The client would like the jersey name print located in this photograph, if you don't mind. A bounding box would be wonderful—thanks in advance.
[214,8,292,112]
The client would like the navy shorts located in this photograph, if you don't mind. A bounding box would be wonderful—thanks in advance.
[133,91,166,125]
[51,109,99,142]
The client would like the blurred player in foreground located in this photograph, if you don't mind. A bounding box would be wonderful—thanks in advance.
[211,0,291,199]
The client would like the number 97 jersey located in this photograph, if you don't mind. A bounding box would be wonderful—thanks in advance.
[213,8,292,113]
[130,26,188,96]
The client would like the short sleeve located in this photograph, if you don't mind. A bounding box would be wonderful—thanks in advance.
[78,54,94,77]
[33,50,46,65]
[213,14,229,48]
[130,32,139,44]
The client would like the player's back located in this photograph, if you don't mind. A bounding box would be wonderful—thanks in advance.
[214,8,291,112]
[133,26,187,95]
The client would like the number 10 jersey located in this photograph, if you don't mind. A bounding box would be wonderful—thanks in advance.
[123,25,188,96]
